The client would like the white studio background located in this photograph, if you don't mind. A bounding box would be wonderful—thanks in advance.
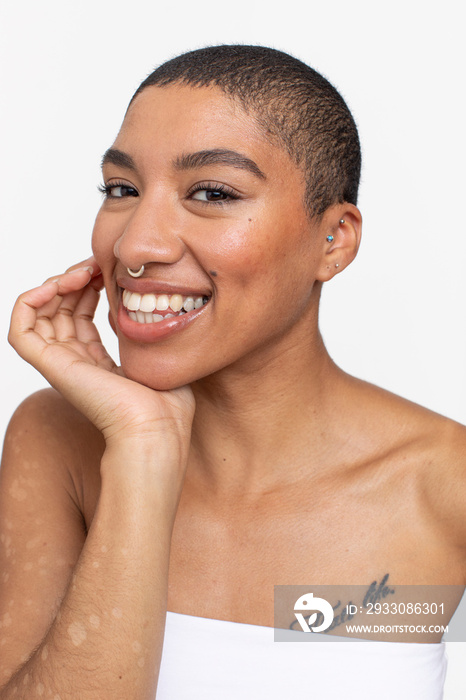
[0,0,465,696]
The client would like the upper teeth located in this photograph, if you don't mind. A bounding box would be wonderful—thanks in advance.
[122,290,207,314]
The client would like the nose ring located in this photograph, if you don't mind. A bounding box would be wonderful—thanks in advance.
[127,265,145,278]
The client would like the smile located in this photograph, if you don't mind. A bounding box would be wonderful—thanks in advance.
[122,289,209,324]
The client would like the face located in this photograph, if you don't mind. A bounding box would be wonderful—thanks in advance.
[92,85,325,390]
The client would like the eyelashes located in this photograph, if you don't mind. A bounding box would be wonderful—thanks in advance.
[98,181,138,199]
[186,182,240,204]
[98,180,241,204]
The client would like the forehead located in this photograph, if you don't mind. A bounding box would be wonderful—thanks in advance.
[112,84,298,180]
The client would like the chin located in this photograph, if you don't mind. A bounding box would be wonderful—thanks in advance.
[121,365,188,392]
[119,351,204,392]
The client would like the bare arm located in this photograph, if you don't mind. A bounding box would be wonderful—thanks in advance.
[1,261,194,699]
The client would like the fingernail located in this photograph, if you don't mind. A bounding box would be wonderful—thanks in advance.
[42,277,60,285]
[67,266,94,275]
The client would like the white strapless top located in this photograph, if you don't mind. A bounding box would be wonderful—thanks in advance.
[156,611,447,699]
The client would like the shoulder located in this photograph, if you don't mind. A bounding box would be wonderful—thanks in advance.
[351,377,466,547]
[2,388,104,523]
[414,408,466,541]
[345,374,463,453]
[3,388,105,473]
[369,382,466,476]
[5,386,98,434]
[4,386,104,452]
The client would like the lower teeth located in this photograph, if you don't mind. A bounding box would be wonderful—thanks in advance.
[127,305,202,324]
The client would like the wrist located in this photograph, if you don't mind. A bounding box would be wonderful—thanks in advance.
[100,440,188,508]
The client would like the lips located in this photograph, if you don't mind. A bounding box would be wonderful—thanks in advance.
[116,280,211,342]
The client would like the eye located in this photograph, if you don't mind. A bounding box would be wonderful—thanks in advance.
[98,182,139,199]
[191,189,229,202]
[188,182,239,204]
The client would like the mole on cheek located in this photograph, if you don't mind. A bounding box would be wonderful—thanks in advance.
[209,271,218,277]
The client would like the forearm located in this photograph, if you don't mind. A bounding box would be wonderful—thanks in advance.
[0,445,182,700]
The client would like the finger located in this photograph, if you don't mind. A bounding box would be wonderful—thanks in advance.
[52,284,101,344]
[73,285,104,344]
[35,315,60,344]
[89,272,105,291]
[51,267,95,295]
[64,256,101,278]
[52,288,89,342]
[34,290,81,342]
[9,282,62,357]
[42,263,96,287]
[37,270,96,342]
[54,273,104,342]
[10,271,92,351]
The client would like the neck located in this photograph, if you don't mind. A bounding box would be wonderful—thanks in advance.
[188,327,344,498]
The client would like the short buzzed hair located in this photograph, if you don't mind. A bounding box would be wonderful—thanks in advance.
[130,45,361,219]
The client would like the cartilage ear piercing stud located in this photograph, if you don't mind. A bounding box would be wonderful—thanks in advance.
[326,235,334,243]
[335,263,340,268]
[339,219,345,224]
[127,265,145,278]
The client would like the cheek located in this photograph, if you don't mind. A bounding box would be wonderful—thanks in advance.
[91,212,121,326]
[91,210,113,264]
[202,219,279,285]
[210,217,312,296]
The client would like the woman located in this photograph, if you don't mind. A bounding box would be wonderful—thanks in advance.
[1,45,464,699]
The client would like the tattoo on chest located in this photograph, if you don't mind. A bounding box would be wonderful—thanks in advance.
[288,573,395,633]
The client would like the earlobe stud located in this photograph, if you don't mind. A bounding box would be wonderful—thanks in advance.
[326,235,334,243]
[127,265,145,278]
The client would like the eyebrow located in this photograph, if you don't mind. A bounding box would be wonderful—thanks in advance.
[101,147,266,181]
[173,149,266,180]
[101,148,137,171]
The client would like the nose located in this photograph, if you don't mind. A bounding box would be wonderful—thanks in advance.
[113,195,186,270]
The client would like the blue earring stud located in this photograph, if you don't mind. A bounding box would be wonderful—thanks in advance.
[326,235,334,243]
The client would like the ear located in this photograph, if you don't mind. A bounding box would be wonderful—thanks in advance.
[314,204,362,282]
